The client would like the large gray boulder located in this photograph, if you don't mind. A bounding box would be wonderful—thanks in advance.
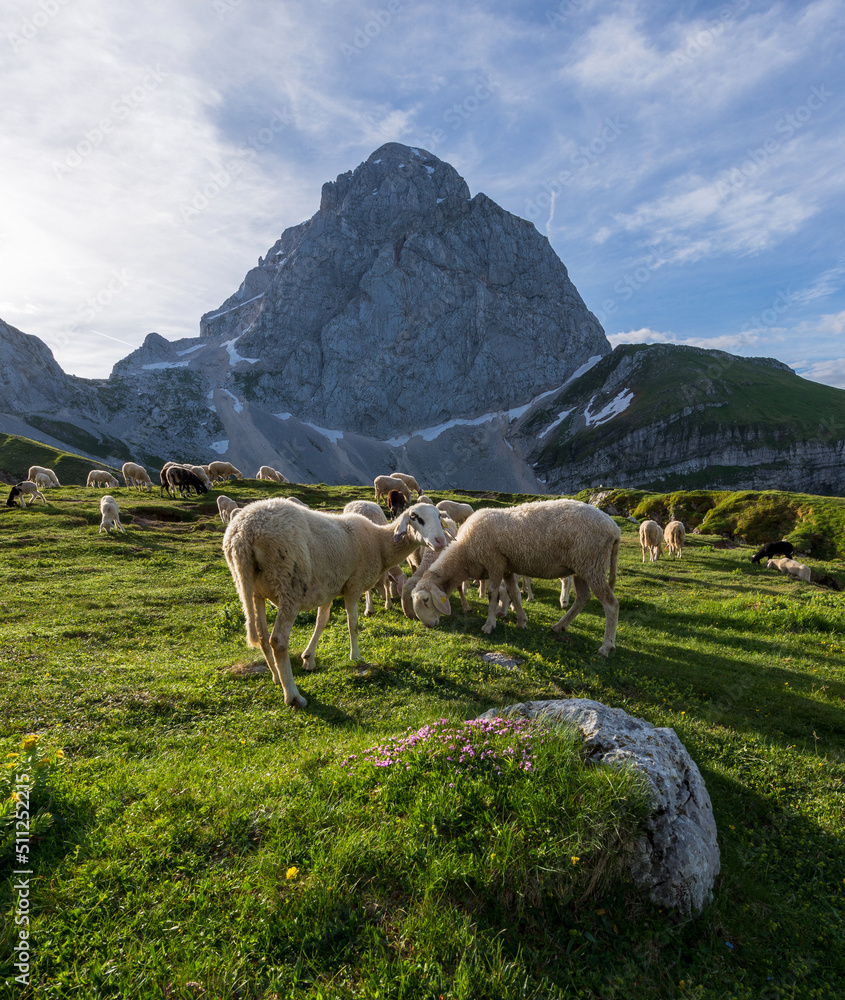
[478,698,720,916]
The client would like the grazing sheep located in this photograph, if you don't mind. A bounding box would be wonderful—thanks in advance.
[412,499,621,656]
[99,495,126,534]
[416,494,434,504]
[122,461,153,491]
[436,499,474,524]
[386,488,408,519]
[87,470,120,489]
[32,471,53,490]
[222,501,451,707]
[767,557,811,583]
[374,475,411,504]
[256,465,288,483]
[392,472,421,495]
[159,462,182,497]
[27,465,60,487]
[752,540,794,564]
[664,521,686,559]
[639,520,663,563]
[217,495,240,523]
[165,465,208,497]
[208,461,243,484]
[6,481,48,508]
[186,465,213,489]
[401,516,464,622]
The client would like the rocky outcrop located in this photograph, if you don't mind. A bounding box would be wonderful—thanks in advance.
[479,699,720,916]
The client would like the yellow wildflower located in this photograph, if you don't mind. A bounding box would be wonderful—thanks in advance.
[286,866,299,880]
[22,734,38,751]
[570,856,580,865]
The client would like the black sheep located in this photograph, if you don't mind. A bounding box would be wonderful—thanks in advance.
[386,488,407,519]
[165,466,208,498]
[751,540,794,563]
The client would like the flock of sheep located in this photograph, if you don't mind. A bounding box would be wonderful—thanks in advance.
[6,461,811,707]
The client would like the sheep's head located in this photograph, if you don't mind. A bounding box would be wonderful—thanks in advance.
[412,584,452,627]
[393,503,450,550]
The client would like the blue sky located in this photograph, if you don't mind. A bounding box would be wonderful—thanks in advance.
[2,0,844,389]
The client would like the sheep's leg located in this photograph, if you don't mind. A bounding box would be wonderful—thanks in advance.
[344,594,362,661]
[550,575,592,634]
[521,576,534,601]
[503,574,528,627]
[591,579,619,657]
[300,602,332,671]
[459,581,471,612]
[363,589,376,616]
[560,576,572,608]
[641,545,646,562]
[268,609,308,708]
[482,575,507,633]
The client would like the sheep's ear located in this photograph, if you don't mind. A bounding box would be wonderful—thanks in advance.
[439,515,458,542]
[431,585,452,616]
[393,509,412,541]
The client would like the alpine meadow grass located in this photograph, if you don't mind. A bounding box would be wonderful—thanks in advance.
[0,479,843,999]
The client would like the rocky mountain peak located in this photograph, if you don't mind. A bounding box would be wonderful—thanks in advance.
[191,142,609,439]
[318,143,471,230]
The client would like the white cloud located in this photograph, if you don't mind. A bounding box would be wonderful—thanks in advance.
[607,327,775,354]
[793,358,845,389]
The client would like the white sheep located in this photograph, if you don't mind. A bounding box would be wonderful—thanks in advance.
[222,501,451,707]
[639,520,663,562]
[122,461,153,491]
[436,499,474,524]
[33,471,54,490]
[6,481,48,508]
[392,472,421,495]
[186,465,213,489]
[767,557,811,583]
[99,495,126,534]
[217,495,240,523]
[374,475,411,504]
[256,465,288,483]
[664,521,686,559]
[412,499,621,656]
[27,465,60,487]
[341,500,408,614]
[416,494,434,505]
[208,461,243,484]
[87,470,120,489]
[401,515,465,622]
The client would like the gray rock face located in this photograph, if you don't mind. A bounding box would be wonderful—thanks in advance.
[195,142,609,439]
[478,699,720,916]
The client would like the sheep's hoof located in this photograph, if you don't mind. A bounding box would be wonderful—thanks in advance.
[551,623,567,634]
[597,643,614,657]
[300,654,316,671]
[481,622,496,634]
[286,692,308,709]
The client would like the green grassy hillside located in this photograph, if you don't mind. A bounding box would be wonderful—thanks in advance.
[0,434,122,485]
[524,345,845,494]
[1,483,843,998]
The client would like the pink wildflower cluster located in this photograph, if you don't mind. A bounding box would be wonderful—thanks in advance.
[343,717,546,777]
